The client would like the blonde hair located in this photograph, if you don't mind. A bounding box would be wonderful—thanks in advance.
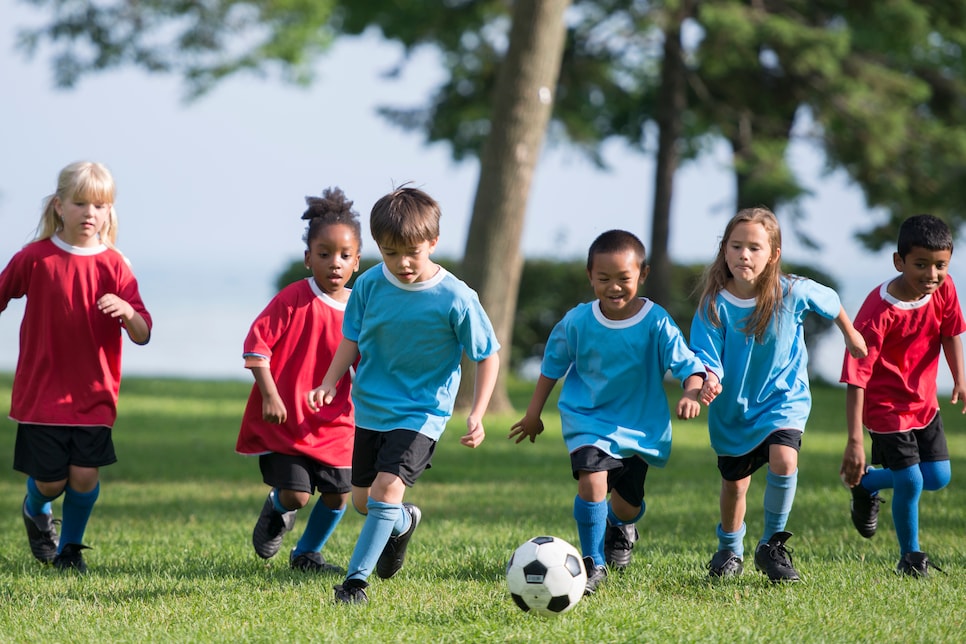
[698,207,786,341]
[36,161,118,246]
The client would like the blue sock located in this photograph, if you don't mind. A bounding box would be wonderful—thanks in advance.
[344,499,400,582]
[294,500,346,556]
[920,460,951,491]
[270,488,292,513]
[59,483,99,550]
[606,501,645,526]
[860,467,893,494]
[392,503,412,537]
[573,496,608,567]
[761,469,797,544]
[717,522,746,558]
[25,477,58,517]
[891,465,923,554]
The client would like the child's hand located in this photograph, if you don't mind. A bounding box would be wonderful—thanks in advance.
[306,385,336,412]
[840,441,866,488]
[845,328,868,359]
[461,415,485,448]
[97,293,134,322]
[508,416,544,444]
[262,394,287,424]
[700,374,722,405]
[951,381,966,414]
[676,394,701,420]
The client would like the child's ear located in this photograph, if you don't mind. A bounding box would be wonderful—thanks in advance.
[892,252,904,272]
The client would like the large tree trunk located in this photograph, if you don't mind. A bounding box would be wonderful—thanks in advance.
[456,0,571,413]
[645,1,695,307]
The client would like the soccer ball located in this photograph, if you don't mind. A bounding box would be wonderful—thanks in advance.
[506,535,586,616]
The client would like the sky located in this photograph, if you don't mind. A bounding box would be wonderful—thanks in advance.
[3,1,955,388]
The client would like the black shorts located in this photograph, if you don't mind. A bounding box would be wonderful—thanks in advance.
[351,427,436,488]
[870,412,949,471]
[13,424,117,481]
[258,452,351,495]
[717,429,802,481]
[570,446,649,508]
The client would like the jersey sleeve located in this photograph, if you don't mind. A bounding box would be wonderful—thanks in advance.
[689,301,725,380]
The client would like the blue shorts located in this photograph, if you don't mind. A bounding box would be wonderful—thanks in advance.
[351,427,436,488]
[13,424,117,481]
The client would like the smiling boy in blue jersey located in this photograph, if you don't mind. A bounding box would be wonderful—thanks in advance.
[509,229,706,595]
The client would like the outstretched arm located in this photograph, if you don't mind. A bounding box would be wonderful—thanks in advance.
[941,334,966,413]
[462,352,501,448]
[835,307,868,359]
[307,338,359,411]
[841,384,867,487]
[508,374,558,444]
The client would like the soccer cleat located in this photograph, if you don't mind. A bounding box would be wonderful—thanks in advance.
[22,498,59,564]
[707,549,744,578]
[290,549,345,574]
[582,556,609,595]
[849,483,881,539]
[754,531,801,582]
[252,493,296,559]
[604,522,639,571]
[53,543,90,574]
[333,580,369,604]
[896,551,943,578]
[375,503,421,579]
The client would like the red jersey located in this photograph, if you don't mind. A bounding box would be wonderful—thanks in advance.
[0,237,152,427]
[841,276,966,433]
[236,278,354,467]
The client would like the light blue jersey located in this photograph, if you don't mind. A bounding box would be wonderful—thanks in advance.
[542,299,705,467]
[343,264,500,441]
[690,276,840,457]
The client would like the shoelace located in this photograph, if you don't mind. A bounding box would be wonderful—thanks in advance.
[767,544,795,568]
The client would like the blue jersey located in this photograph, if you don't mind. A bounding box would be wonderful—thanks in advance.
[542,299,705,467]
[689,276,841,457]
[343,263,500,441]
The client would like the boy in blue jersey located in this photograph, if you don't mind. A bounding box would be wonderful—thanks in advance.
[509,230,706,595]
[308,186,501,605]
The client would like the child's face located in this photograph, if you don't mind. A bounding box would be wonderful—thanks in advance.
[892,246,952,300]
[54,195,111,248]
[305,223,361,301]
[588,249,647,320]
[724,221,779,290]
[378,237,439,284]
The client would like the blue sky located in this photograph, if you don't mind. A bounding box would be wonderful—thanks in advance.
[2,1,939,385]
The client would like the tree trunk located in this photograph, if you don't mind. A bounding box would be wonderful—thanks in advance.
[456,0,571,414]
[644,1,694,308]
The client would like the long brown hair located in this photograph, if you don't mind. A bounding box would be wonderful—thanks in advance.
[697,207,785,341]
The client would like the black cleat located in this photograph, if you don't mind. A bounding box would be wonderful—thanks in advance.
[53,543,91,574]
[22,498,59,564]
[334,579,369,604]
[582,556,609,595]
[252,493,296,559]
[707,549,744,578]
[290,549,344,574]
[604,523,638,571]
[375,503,421,579]
[849,484,881,539]
[896,551,943,578]
[754,531,800,582]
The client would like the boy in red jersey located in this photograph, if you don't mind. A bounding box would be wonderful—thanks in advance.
[841,214,966,576]
[1,161,152,573]
[237,187,361,572]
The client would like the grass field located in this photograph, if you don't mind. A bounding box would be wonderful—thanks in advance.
[0,373,963,643]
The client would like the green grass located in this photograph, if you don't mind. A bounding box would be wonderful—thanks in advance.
[0,374,964,642]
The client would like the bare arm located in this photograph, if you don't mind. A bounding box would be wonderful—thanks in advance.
[462,352,500,449]
[307,338,359,411]
[676,373,704,420]
[97,293,150,345]
[250,364,286,424]
[941,334,966,413]
[834,306,867,359]
[840,384,867,487]
[508,373,559,444]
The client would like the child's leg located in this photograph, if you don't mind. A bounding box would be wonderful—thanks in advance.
[294,492,347,556]
[891,464,924,554]
[920,460,951,491]
[718,476,750,557]
[607,494,645,526]
[276,489,311,511]
[761,445,799,543]
[574,470,608,567]
[344,473,406,583]
[25,477,62,517]
[59,466,100,549]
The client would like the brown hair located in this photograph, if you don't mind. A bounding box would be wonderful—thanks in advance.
[369,186,440,247]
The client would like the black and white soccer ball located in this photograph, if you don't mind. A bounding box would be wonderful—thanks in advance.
[506,535,586,616]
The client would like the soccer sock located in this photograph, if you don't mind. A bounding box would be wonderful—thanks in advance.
[716,522,746,558]
[891,464,923,554]
[392,503,412,537]
[59,483,99,550]
[270,488,293,513]
[920,460,951,491]
[606,501,645,526]
[25,477,58,517]
[573,496,608,567]
[344,499,399,582]
[761,468,798,544]
[860,466,893,494]
[294,500,346,556]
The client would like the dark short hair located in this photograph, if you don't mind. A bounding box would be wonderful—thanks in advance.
[587,230,647,272]
[897,214,953,257]
[370,186,440,247]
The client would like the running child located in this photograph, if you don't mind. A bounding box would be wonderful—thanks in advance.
[691,207,867,582]
[841,213,966,577]
[2,161,152,573]
[509,229,706,595]
[308,186,500,605]
[237,187,362,572]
